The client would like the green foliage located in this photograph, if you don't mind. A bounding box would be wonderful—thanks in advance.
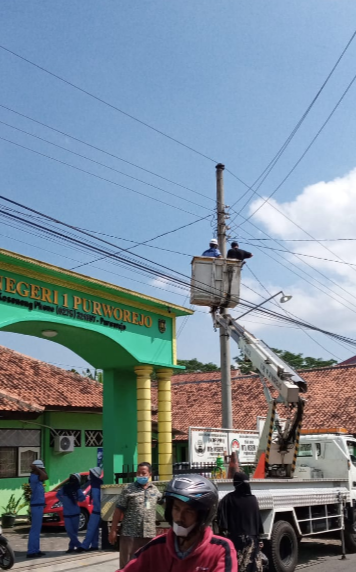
[175,358,220,374]
[1,493,27,516]
[69,368,103,382]
[234,348,337,374]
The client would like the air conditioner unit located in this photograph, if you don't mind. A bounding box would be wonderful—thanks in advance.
[54,435,75,453]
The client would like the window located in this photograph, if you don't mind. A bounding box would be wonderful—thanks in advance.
[0,430,41,478]
[18,447,41,477]
[298,443,313,457]
[347,441,356,467]
[50,429,81,448]
[85,430,103,447]
[0,447,17,478]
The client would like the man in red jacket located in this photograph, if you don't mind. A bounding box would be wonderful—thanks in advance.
[118,474,237,571]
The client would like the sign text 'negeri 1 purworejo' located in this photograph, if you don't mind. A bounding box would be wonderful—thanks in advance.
[0,275,154,330]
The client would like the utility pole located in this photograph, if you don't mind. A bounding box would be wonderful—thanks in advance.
[216,163,233,429]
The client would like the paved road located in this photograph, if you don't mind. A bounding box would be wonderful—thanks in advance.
[3,524,356,571]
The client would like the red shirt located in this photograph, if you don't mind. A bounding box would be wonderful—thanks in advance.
[119,527,237,572]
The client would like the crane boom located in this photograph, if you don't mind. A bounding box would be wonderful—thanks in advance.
[214,312,307,477]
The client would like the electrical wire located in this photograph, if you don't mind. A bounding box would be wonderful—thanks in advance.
[244,265,343,360]
[0,119,213,213]
[1,194,356,349]
[0,44,218,164]
[0,103,215,203]
[228,29,356,213]
[0,135,203,218]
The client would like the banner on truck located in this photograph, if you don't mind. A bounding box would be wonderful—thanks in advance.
[189,429,228,465]
[189,427,259,465]
[229,433,259,464]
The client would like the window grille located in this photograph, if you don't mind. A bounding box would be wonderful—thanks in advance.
[50,429,81,448]
[85,430,103,447]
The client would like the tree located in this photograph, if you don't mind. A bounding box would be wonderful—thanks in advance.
[175,358,220,374]
[234,348,337,375]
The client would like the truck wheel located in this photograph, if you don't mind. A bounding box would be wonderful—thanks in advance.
[270,520,298,572]
[345,510,356,553]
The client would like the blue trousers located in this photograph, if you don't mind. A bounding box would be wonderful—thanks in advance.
[64,515,81,550]
[27,505,44,555]
[81,510,100,549]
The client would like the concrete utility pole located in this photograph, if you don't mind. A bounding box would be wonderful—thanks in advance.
[216,163,233,429]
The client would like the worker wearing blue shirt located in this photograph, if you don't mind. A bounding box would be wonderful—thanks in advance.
[56,473,86,553]
[202,238,222,258]
[80,467,103,551]
[27,459,48,558]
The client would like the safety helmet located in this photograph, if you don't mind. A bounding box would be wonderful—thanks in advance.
[164,474,219,527]
[210,238,218,245]
[70,473,82,485]
[32,459,45,469]
[89,467,102,479]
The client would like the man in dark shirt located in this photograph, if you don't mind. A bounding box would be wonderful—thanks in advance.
[227,242,253,262]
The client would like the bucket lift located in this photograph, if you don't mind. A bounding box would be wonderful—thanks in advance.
[190,257,243,308]
[190,256,307,477]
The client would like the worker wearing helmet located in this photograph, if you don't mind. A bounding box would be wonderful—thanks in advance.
[26,459,48,558]
[119,474,237,571]
[80,467,103,551]
[202,238,222,258]
[56,473,86,553]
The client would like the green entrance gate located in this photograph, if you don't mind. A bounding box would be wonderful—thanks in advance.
[0,249,191,481]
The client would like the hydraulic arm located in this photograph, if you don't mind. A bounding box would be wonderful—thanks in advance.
[214,312,307,477]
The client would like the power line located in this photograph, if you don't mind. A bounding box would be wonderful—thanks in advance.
[0,44,218,164]
[239,240,356,268]
[241,68,356,225]
[1,193,356,347]
[0,119,213,213]
[245,265,343,360]
[0,103,215,203]
[0,136,204,218]
[228,29,356,213]
[229,219,356,309]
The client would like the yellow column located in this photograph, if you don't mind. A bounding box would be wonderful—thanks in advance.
[156,368,173,481]
[135,365,153,465]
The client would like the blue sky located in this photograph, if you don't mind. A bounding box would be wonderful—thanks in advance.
[1,1,356,371]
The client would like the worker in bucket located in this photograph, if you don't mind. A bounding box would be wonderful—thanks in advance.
[217,471,263,572]
[227,241,253,262]
[56,473,86,553]
[26,459,48,559]
[202,238,222,258]
[118,474,237,571]
[80,467,103,551]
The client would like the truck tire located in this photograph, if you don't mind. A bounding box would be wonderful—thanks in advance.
[270,520,298,572]
[345,509,356,553]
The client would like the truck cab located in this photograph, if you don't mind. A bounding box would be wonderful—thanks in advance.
[295,429,356,500]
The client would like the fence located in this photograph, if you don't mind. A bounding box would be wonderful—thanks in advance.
[114,462,240,483]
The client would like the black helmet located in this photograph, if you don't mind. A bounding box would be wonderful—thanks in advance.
[164,474,219,527]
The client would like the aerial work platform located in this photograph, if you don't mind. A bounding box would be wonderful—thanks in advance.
[190,257,242,308]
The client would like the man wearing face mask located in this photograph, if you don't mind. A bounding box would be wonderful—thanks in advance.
[118,474,237,571]
[109,462,162,568]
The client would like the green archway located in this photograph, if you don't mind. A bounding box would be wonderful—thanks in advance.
[0,249,192,481]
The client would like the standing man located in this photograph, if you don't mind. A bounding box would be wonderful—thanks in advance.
[217,472,263,572]
[26,459,48,559]
[118,474,237,572]
[202,238,222,258]
[227,241,253,262]
[109,462,162,568]
[80,467,103,551]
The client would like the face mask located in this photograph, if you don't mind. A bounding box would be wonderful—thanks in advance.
[136,476,149,485]
[173,522,196,537]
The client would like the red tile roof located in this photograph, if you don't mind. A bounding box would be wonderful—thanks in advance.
[0,346,102,413]
[164,365,356,439]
